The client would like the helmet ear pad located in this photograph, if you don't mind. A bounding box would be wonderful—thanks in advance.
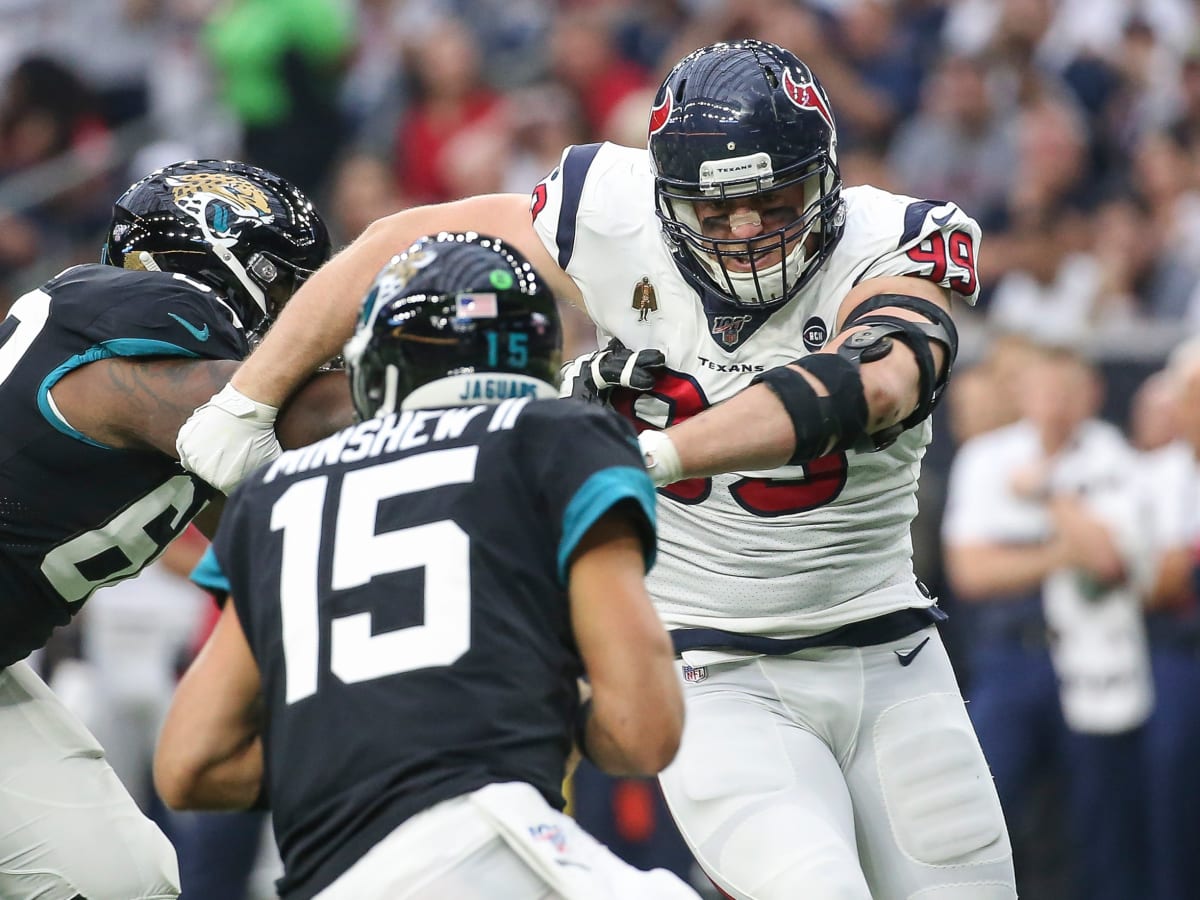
[344,232,563,419]
[648,39,846,309]
[103,159,331,336]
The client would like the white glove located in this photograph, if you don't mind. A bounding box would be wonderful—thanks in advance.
[176,383,282,494]
[638,430,684,487]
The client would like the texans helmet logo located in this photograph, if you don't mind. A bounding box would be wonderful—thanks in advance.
[782,69,833,131]
[648,87,673,136]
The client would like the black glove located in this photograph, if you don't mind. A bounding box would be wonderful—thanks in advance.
[558,337,666,404]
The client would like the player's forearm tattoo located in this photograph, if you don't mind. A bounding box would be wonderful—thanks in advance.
[107,359,237,420]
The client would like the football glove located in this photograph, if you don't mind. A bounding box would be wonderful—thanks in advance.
[176,383,282,494]
[558,338,666,404]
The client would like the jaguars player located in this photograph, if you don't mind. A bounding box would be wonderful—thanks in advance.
[177,41,1016,900]
[155,233,697,900]
[0,160,344,900]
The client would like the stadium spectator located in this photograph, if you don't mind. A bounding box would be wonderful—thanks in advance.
[1127,127,1200,320]
[392,18,503,204]
[325,151,407,245]
[827,0,923,150]
[202,0,354,196]
[888,53,1016,226]
[548,8,650,139]
[0,54,114,291]
[1131,340,1200,900]
[1128,369,1179,453]
[942,342,1149,900]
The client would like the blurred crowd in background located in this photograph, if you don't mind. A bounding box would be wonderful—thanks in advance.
[9,0,1200,898]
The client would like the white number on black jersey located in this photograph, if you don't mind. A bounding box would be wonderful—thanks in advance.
[271,445,478,703]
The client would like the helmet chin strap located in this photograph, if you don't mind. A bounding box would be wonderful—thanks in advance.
[186,197,271,323]
[213,244,269,322]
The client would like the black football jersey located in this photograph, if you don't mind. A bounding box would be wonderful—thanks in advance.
[0,264,246,666]
[211,397,656,899]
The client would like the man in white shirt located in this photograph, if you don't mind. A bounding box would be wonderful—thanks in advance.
[942,341,1149,899]
[1133,340,1200,900]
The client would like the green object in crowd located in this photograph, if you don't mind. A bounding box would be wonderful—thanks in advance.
[203,0,354,125]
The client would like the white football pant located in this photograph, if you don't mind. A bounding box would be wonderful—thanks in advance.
[0,660,180,900]
[315,781,701,900]
[659,626,1017,900]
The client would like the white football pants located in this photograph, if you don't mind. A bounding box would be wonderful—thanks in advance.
[659,626,1017,900]
[316,781,701,900]
[0,660,180,900]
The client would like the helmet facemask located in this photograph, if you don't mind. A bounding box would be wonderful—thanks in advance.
[657,157,842,308]
[646,39,847,310]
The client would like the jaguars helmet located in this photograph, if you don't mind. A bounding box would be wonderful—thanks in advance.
[649,39,846,309]
[102,159,331,338]
[344,232,562,418]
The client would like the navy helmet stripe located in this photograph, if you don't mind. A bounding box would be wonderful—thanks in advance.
[555,143,602,271]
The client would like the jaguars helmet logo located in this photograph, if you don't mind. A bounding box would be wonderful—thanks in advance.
[385,245,436,289]
[350,246,438,343]
[165,173,275,239]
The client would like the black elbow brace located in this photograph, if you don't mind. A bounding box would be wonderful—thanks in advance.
[751,293,959,461]
[751,354,869,464]
[838,293,959,449]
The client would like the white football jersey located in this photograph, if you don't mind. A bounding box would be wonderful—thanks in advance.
[532,142,981,636]
[1134,440,1200,591]
[943,418,1152,733]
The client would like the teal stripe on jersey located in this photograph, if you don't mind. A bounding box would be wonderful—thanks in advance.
[37,338,200,447]
[191,545,230,598]
[557,465,657,586]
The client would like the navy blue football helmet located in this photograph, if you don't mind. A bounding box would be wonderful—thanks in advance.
[649,40,845,309]
[344,232,562,418]
[103,160,331,338]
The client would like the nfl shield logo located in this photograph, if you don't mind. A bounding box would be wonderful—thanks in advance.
[712,315,752,347]
[683,664,708,684]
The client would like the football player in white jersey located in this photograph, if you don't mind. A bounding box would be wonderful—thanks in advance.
[176,40,1016,899]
